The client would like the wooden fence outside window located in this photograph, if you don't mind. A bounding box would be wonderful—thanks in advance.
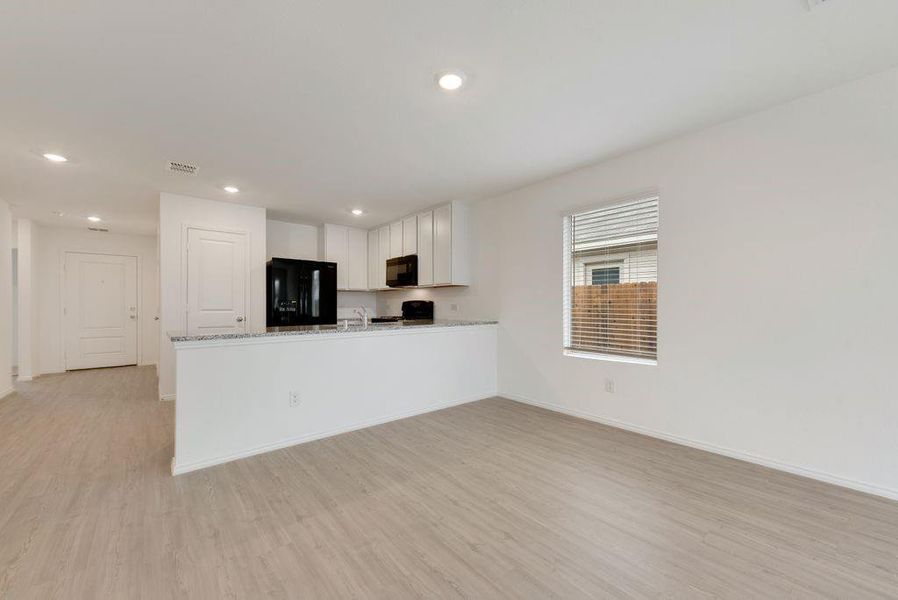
[569,282,657,359]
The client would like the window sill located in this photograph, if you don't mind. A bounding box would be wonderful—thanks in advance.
[563,349,657,366]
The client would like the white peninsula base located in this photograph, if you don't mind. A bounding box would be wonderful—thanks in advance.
[171,322,497,474]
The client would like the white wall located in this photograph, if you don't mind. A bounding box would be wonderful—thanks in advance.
[31,224,159,376]
[0,201,12,398]
[159,193,267,399]
[15,220,36,380]
[11,248,16,371]
[489,67,898,498]
[10,224,16,372]
[266,219,318,261]
[336,291,377,320]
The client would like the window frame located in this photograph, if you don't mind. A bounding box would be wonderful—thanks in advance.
[562,191,660,366]
[588,265,621,286]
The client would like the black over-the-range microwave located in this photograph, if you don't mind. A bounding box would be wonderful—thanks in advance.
[386,254,418,287]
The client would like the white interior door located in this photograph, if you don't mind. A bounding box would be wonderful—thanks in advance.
[64,252,138,370]
[186,228,248,335]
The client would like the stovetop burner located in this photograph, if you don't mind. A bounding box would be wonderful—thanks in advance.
[370,315,403,323]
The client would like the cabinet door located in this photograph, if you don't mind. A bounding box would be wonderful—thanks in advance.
[433,204,452,285]
[417,211,433,286]
[402,216,417,255]
[389,221,403,258]
[378,225,390,288]
[324,225,349,290]
[347,227,368,290]
[367,230,378,290]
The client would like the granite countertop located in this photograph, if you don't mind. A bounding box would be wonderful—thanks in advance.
[169,319,498,343]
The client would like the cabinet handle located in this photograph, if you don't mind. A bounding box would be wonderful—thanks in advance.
[236,316,245,322]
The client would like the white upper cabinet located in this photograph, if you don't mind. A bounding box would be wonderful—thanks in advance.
[346,227,368,290]
[321,224,349,290]
[417,211,433,287]
[367,201,468,289]
[402,216,417,255]
[378,225,390,288]
[432,202,469,286]
[367,230,378,290]
[389,221,403,258]
[320,223,368,291]
[433,204,452,285]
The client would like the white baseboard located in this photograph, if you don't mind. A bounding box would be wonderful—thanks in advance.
[16,375,33,382]
[172,392,492,475]
[160,393,176,402]
[503,393,898,502]
[0,386,14,400]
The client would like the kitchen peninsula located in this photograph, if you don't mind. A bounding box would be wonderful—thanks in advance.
[169,319,497,474]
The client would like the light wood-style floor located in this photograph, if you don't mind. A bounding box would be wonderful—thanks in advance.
[2,367,897,599]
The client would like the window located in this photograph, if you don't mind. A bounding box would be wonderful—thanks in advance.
[563,195,658,362]
[589,266,620,286]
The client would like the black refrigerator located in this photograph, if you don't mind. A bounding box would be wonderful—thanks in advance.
[266,258,338,326]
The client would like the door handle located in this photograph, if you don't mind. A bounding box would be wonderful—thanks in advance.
[236,316,245,322]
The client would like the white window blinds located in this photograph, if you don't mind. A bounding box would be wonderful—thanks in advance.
[564,195,658,361]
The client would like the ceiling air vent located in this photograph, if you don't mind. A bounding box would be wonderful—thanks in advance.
[167,161,199,175]
[88,226,109,232]
[806,0,828,9]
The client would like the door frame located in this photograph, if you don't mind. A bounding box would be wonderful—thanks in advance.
[60,250,143,370]
[180,224,251,335]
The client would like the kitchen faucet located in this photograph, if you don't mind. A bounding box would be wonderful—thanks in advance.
[354,306,369,328]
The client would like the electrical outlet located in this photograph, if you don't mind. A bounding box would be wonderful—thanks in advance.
[604,378,615,394]
[450,303,459,312]
[289,390,301,407]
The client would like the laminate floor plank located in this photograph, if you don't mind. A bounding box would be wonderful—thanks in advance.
[1,366,896,599]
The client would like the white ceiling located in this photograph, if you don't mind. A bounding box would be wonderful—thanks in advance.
[2,0,898,235]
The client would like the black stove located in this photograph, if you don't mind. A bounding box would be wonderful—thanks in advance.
[370,315,403,323]
[371,300,434,323]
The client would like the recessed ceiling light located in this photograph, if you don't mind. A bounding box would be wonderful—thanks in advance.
[43,153,68,162]
[351,209,364,216]
[87,216,102,222]
[52,210,66,217]
[223,185,240,193]
[436,71,465,91]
